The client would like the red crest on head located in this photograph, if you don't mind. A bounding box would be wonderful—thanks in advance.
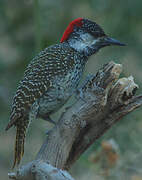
[60,18,83,43]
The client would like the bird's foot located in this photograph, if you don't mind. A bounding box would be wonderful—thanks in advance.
[42,115,56,125]
[75,88,86,102]
[75,74,96,102]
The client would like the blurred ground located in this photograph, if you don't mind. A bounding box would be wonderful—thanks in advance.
[0,0,142,179]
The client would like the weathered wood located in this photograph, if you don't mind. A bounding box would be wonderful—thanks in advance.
[8,61,142,180]
[8,160,75,180]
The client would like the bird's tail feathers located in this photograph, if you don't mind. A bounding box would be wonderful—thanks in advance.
[12,119,29,169]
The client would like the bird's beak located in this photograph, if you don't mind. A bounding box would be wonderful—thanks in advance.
[103,37,126,46]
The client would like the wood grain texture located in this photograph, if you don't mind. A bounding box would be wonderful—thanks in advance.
[8,61,142,180]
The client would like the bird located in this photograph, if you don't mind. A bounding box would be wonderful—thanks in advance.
[5,18,125,168]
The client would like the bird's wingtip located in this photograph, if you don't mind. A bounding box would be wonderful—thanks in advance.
[5,122,14,131]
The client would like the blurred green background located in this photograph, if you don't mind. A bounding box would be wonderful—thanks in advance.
[0,0,142,179]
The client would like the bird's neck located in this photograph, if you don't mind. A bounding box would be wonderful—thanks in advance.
[67,31,99,57]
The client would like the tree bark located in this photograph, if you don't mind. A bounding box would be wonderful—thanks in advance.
[8,61,142,180]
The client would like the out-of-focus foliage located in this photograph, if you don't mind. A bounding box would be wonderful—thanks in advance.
[0,0,142,179]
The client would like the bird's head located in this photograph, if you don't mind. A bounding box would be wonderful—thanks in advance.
[60,18,125,56]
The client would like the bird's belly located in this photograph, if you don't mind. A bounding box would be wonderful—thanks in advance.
[37,71,82,117]
[38,89,70,116]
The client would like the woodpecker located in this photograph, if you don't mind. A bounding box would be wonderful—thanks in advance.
[6,18,125,168]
